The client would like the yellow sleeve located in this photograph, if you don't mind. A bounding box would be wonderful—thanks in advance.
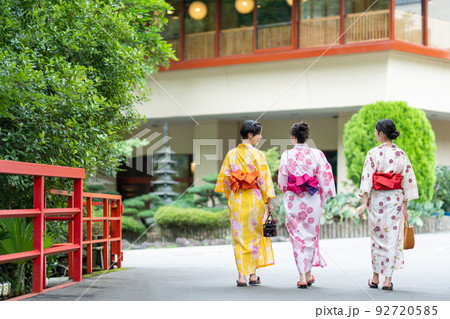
[256,151,276,203]
[215,151,232,198]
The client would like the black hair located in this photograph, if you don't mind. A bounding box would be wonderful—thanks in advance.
[375,119,400,140]
[240,120,262,139]
[290,121,310,143]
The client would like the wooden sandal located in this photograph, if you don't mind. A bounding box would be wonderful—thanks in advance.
[249,276,261,285]
[297,281,308,289]
[307,275,315,287]
[368,279,379,289]
[382,283,393,291]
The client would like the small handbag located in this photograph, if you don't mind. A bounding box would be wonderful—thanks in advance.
[403,219,415,250]
[263,215,277,237]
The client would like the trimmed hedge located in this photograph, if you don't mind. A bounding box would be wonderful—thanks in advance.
[343,101,436,201]
[122,216,146,234]
[154,206,229,230]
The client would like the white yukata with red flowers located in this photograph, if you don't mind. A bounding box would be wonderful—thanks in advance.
[278,144,336,274]
[359,143,419,277]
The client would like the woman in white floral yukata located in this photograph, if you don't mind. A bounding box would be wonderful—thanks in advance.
[278,122,336,289]
[358,119,419,291]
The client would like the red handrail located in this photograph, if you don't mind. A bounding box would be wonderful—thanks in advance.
[50,190,123,276]
[0,159,85,294]
[0,159,124,299]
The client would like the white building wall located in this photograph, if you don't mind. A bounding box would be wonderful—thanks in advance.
[139,51,450,120]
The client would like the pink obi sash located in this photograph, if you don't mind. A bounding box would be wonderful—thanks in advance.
[287,174,319,195]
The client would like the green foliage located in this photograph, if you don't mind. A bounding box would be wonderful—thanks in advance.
[321,193,360,225]
[123,198,146,210]
[172,194,196,208]
[343,101,436,201]
[0,229,8,241]
[407,200,444,227]
[188,174,227,207]
[137,210,156,219]
[122,193,163,228]
[262,147,282,195]
[435,165,450,212]
[154,206,230,230]
[0,218,54,296]
[0,0,174,209]
[121,215,146,234]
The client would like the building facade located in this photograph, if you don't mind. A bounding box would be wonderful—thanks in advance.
[117,0,450,197]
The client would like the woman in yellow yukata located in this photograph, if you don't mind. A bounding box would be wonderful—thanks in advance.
[215,120,276,287]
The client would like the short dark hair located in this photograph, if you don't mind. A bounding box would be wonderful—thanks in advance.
[376,119,400,140]
[240,120,262,139]
[290,121,309,143]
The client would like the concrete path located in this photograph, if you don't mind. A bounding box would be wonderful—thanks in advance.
[28,231,450,301]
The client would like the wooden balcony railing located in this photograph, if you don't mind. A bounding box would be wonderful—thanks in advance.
[300,15,340,48]
[428,18,450,50]
[220,26,253,57]
[346,9,389,43]
[395,10,423,45]
[257,22,292,49]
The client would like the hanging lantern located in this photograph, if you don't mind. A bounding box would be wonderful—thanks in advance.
[188,1,207,20]
[235,0,255,14]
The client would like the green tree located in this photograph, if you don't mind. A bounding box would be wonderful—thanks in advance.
[188,174,227,207]
[343,101,436,201]
[262,146,282,195]
[0,0,174,209]
[435,165,450,211]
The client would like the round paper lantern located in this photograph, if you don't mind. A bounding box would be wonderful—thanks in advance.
[188,1,207,20]
[235,0,255,14]
[286,0,293,6]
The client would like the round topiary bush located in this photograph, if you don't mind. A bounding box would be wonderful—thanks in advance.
[343,101,436,201]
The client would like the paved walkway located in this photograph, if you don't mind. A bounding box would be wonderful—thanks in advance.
[28,231,450,301]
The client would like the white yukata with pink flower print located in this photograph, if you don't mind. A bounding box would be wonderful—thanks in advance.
[359,143,419,277]
[278,144,336,275]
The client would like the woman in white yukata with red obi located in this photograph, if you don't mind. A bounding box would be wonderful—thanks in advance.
[358,119,418,291]
[278,122,336,289]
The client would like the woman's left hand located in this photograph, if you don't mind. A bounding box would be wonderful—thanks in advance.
[267,201,274,216]
[357,203,367,219]
[403,202,408,220]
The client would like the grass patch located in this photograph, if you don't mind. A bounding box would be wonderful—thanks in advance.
[83,268,129,278]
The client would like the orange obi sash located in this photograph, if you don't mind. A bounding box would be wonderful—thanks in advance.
[230,170,259,193]
[373,172,402,191]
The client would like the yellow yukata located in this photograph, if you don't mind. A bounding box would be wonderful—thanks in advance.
[215,143,276,276]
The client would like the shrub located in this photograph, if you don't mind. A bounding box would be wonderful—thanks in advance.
[343,101,436,201]
[321,193,360,225]
[154,207,229,230]
[122,193,163,227]
[188,174,227,207]
[121,216,146,234]
[435,165,450,212]
[262,147,282,195]
[407,200,444,227]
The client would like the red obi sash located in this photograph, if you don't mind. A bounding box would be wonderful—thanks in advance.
[372,172,402,191]
[230,170,259,193]
[287,174,319,195]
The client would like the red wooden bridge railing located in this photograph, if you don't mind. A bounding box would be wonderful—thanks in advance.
[50,190,123,276]
[0,159,85,294]
[0,159,123,298]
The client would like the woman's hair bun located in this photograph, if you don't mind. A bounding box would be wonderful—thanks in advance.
[376,119,400,140]
[290,121,310,143]
[389,129,400,139]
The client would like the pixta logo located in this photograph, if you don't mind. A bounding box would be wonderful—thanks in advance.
[125,128,173,175]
